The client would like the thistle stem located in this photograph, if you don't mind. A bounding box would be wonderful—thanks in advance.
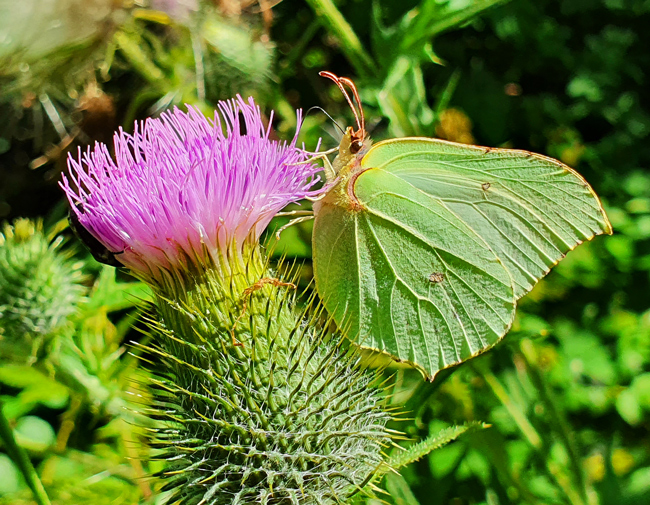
[0,398,52,505]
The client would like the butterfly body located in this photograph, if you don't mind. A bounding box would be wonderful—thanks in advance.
[314,127,366,214]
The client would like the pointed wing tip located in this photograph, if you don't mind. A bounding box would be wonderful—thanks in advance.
[602,219,614,236]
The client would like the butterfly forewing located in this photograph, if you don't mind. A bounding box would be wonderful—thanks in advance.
[361,138,612,298]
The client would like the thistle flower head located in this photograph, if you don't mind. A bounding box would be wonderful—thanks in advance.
[61,96,321,283]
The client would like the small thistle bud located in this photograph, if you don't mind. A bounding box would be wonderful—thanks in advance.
[0,219,84,357]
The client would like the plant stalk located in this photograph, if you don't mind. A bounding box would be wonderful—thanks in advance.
[475,359,586,505]
[0,398,52,505]
[519,339,590,505]
[477,364,543,450]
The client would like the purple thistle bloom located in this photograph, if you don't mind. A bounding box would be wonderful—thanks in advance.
[61,96,322,280]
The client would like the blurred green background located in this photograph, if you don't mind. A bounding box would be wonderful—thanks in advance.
[0,0,648,504]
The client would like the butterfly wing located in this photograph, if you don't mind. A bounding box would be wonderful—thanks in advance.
[361,138,612,298]
[313,166,516,379]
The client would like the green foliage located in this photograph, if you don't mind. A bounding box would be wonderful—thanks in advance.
[0,365,69,419]
[0,219,153,504]
[114,6,275,120]
[0,453,23,494]
[0,451,144,505]
[387,421,487,472]
[0,0,647,504]
[0,1,120,100]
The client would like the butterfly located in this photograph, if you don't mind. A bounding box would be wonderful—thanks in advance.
[310,71,612,380]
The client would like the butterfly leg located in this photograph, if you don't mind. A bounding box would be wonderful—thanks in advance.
[275,210,314,217]
[308,146,339,158]
[275,215,315,240]
[317,152,337,182]
[285,146,338,167]
[285,148,338,182]
[303,154,340,201]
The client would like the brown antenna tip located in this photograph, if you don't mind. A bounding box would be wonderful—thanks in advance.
[318,71,365,140]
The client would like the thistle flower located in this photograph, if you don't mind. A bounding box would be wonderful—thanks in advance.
[60,96,392,504]
[60,96,321,283]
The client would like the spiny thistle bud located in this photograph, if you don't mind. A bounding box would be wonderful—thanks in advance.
[141,265,391,504]
[61,98,392,504]
[0,219,84,356]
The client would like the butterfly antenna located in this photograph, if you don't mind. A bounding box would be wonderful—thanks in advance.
[305,105,345,135]
[339,76,365,139]
[319,71,363,135]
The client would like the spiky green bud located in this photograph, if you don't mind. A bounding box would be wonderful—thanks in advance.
[139,248,391,504]
[0,219,84,358]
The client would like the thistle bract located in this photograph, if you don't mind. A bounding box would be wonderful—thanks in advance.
[61,97,320,283]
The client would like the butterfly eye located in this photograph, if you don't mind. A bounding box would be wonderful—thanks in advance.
[350,139,363,154]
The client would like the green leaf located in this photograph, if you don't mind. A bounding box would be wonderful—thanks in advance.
[0,365,69,416]
[0,365,52,389]
[0,453,24,494]
[371,0,513,70]
[14,416,55,453]
[397,0,502,52]
[83,266,151,313]
[429,437,466,478]
[304,0,377,78]
[384,472,422,505]
[376,58,435,137]
[202,17,273,81]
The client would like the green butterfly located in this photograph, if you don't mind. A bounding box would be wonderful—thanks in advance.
[310,71,612,380]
